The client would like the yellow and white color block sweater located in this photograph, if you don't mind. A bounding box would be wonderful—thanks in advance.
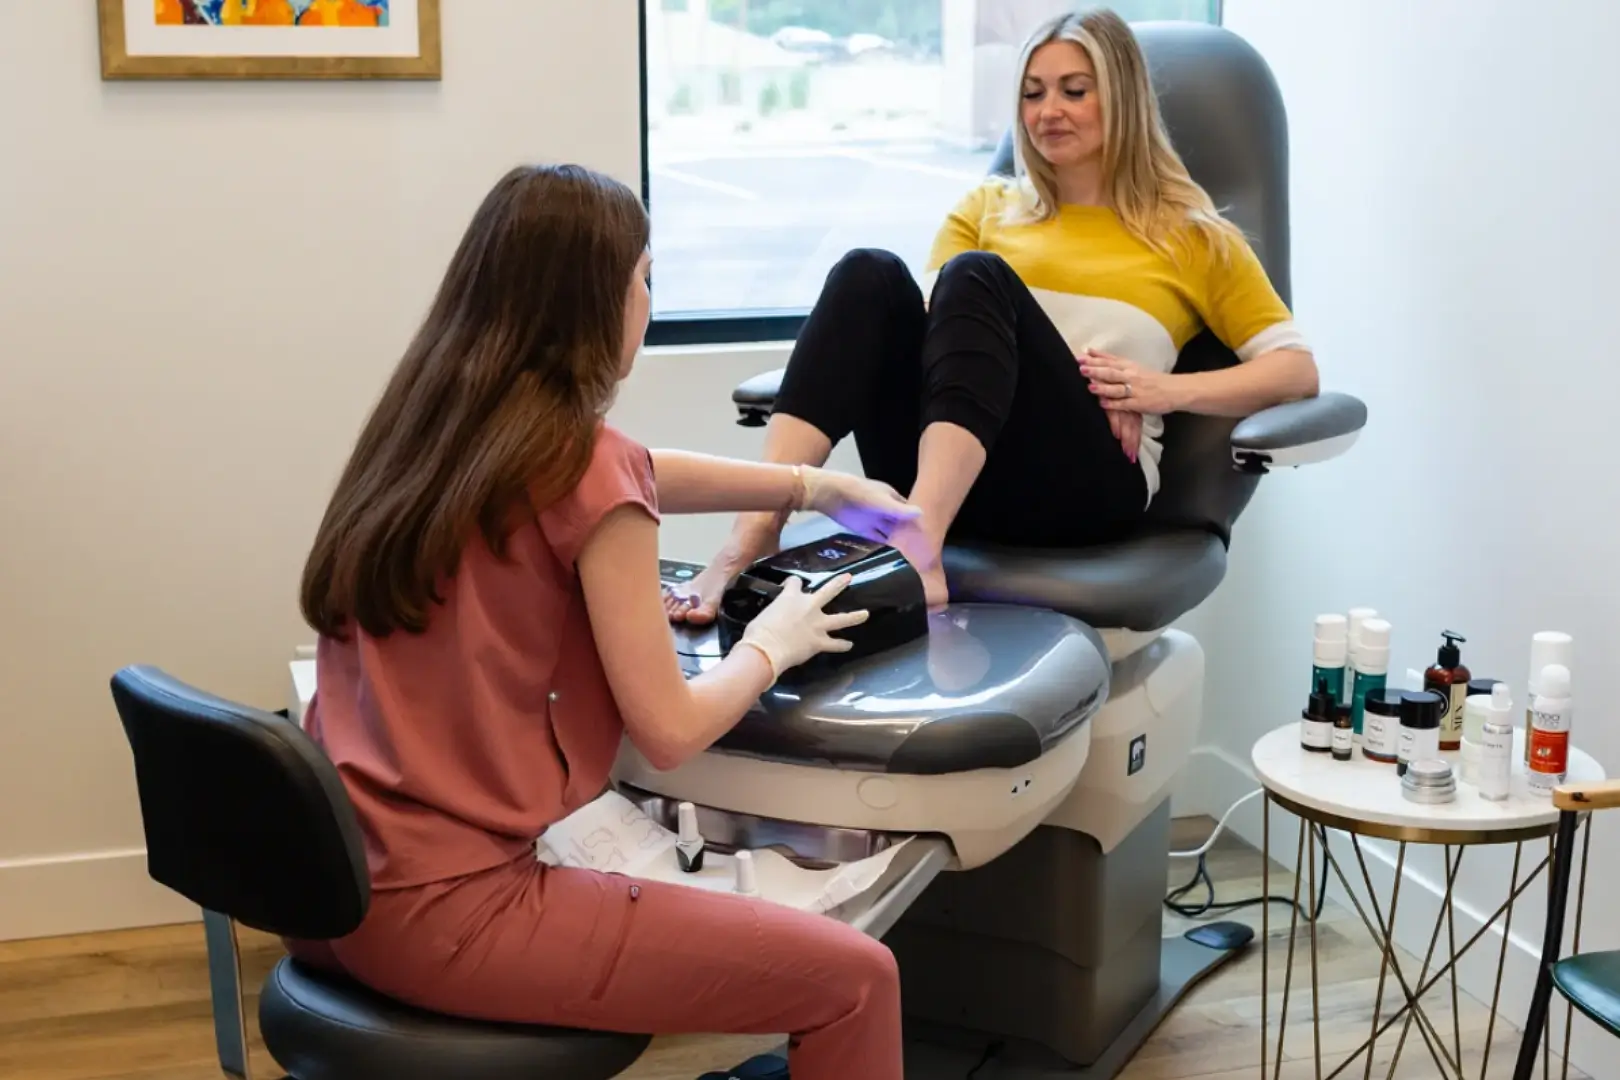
[923,179,1307,502]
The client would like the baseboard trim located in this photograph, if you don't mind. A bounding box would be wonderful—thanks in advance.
[1190,742,1606,1077]
[0,848,198,942]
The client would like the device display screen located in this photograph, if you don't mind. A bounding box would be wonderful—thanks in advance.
[769,534,883,575]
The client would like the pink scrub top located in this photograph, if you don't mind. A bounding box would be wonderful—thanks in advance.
[302,423,660,890]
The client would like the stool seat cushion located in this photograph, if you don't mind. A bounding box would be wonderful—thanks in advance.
[259,957,650,1080]
[1553,951,1620,1038]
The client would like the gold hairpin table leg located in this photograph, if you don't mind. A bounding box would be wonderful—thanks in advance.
[1258,790,1591,1080]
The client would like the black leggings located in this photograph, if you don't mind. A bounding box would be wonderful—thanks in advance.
[774,248,1149,548]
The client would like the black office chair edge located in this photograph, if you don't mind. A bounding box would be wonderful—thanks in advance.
[1513,806,1590,1080]
[110,664,370,1080]
[113,665,659,1080]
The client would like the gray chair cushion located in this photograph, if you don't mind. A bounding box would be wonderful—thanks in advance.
[942,531,1226,631]
[781,517,1223,631]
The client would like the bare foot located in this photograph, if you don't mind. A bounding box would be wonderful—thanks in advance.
[916,563,949,612]
[665,512,783,625]
[886,519,949,612]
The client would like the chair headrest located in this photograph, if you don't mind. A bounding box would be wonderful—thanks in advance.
[986,22,1290,542]
[110,664,369,939]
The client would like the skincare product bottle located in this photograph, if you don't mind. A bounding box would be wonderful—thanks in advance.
[1424,631,1471,751]
[1348,617,1390,736]
[1469,677,1501,700]
[1312,615,1349,702]
[1477,683,1514,801]
[1301,677,1334,753]
[1397,689,1443,776]
[1346,607,1378,706]
[1525,632,1574,765]
[1331,704,1354,760]
[1527,664,1573,797]
[1460,694,1490,784]
[1361,688,1404,763]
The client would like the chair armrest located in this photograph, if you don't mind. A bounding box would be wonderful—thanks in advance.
[733,370,1369,474]
[1230,390,1367,473]
[733,368,785,428]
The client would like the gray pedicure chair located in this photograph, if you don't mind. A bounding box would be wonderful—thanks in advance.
[619,20,1369,1079]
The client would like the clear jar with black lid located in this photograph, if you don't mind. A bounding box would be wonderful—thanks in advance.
[1397,689,1445,776]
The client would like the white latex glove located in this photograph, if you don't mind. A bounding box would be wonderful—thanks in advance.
[738,574,870,681]
[797,466,921,543]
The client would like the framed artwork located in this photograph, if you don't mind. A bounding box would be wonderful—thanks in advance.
[98,0,441,80]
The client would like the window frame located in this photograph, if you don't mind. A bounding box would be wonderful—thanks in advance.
[638,0,811,348]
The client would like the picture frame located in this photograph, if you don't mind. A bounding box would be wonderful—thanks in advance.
[97,0,442,80]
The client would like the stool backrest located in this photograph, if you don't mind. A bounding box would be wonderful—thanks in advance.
[110,664,369,939]
[987,21,1289,545]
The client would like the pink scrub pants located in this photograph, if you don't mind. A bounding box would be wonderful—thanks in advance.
[285,855,902,1080]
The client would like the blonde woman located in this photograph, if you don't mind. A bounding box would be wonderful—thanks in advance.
[668,7,1318,618]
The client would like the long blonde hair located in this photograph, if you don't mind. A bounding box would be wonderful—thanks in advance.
[1007,7,1241,262]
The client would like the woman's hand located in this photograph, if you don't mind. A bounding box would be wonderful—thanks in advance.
[738,575,869,680]
[800,467,921,543]
[1078,348,1181,415]
[1107,410,1142,464]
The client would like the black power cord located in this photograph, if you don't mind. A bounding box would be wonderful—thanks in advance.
[1164,823,1331,922]
[964,1040,1003,1078]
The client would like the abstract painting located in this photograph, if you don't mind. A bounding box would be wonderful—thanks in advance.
[98,0,440,79]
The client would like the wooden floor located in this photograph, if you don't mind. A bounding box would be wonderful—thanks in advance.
[0,818,1583,1080]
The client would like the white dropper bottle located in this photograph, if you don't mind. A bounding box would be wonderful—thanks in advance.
[1477,683,1514,801]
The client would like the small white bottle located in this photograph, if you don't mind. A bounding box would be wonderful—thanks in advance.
[733,849,760,897]
[1349,618,1391,737]
[1460,694,1490,784]
[1311,615,1349,704]
[1346,608,1378,707]
[1477,683,1514,801]
[1527,664,1573,797]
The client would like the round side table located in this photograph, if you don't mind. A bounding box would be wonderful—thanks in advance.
[1250,724,1604,1080]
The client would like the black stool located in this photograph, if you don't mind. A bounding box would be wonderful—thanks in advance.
[110,664,650,1080]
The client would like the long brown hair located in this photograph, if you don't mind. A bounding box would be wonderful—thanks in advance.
[300,163,649,639]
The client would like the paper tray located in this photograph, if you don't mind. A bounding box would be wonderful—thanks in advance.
[827,835,951,938]
[538,791,950,938]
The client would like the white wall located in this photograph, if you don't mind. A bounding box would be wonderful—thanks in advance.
[1210,0,1620,1073]
[0,0,803,941]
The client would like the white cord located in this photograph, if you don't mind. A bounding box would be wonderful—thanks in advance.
[1169,787,1263,859]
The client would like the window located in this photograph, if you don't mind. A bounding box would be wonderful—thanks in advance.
[640,0,1222,346]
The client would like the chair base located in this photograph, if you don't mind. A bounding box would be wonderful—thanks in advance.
[896,926,1247,1079]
